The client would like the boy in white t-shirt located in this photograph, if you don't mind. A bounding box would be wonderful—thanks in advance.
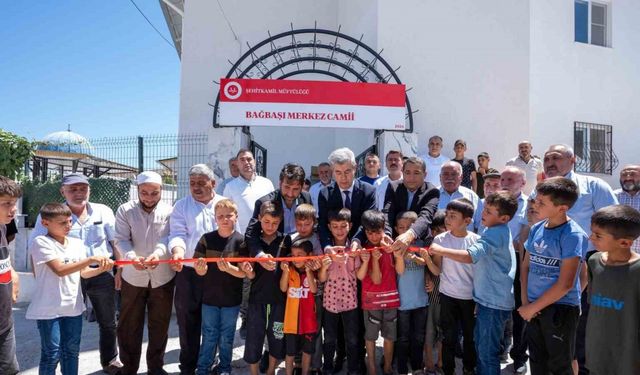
[27,203,113,375]
[430,198,479,375]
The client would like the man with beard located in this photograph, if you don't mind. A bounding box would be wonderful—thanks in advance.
[223,149,275,234]
[374,150,404,210]
[114,172,175,375]
[169,164,227,375]
[30,173,123,374]
[614,164,640,253]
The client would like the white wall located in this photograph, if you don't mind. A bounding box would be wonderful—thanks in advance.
[530,0,640,185]
[376,0,530,171]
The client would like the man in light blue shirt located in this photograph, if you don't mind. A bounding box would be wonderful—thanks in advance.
[29,173,122,373]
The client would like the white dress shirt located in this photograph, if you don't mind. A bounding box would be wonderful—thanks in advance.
[168,194,226,267]
[374,174,403,210]
[421,154,450,187]
[115,200,175,288]
[223,175,275,234]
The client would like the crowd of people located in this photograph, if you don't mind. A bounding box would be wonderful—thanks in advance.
[0,137,639,375]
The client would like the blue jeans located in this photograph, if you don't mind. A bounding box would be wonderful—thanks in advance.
[475,304,511,375]
[37,315,83,375]
[196,304,240,375]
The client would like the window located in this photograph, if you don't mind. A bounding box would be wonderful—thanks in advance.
[574,1,610,47]
[573,122,618,174]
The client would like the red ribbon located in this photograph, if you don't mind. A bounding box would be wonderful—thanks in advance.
[114,246,428,267]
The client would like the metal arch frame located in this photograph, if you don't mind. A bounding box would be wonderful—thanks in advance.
[212,27,415,134]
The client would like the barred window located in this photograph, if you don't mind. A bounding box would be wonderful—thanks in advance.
[573,122,618,175]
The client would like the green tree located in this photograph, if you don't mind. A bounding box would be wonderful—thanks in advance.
[0,130,34,179]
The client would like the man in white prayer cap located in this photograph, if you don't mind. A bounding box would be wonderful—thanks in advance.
[113,171,175,375]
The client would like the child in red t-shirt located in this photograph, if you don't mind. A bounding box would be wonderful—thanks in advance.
[280,239,318,375]
[356,210,404,375]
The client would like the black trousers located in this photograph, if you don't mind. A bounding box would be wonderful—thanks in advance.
[440,294,476,375]
[397,306,428,374]
[322,309,361,374]
[82,271,118,368]
[174,267,203,374]
[118,278,175,374]
[510,251,529,366]
[526,304,579,375]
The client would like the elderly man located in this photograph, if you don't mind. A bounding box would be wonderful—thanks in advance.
[506,141,543,195]
[374,150,404,210]
[540,144,618,375]
[438,162,479,231]
[614,164,640,253]
[223,149,275,233]
[114,171,174,375]
[309,162,332,214]
[216,156,239,195]
[169,164,227,375]
[422,135,450,187]
[384,157,439,250]
[30,173,122,374]
[358,152,381,185]
[318,147,377,248]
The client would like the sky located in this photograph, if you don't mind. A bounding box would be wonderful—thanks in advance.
[0,1,180,142]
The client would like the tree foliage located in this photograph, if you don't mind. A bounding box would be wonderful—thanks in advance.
[0,130,34,179]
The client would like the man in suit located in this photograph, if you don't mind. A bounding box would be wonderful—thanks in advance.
[385,157,440,252]
[318,147,377,248]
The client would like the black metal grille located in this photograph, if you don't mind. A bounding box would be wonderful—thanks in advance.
[573,122,618,175]
[250,140,268,177]
[355,145,378,178]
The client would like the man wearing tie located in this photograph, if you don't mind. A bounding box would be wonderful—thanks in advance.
[317,147,377,248]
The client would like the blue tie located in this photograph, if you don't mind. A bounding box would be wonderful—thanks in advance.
[343,190,351,209]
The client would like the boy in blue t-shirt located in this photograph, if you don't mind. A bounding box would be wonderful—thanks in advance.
[518,177,588,375]
[430,191,519,375]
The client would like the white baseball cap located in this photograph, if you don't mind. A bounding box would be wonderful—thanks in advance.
[136,171,163,186]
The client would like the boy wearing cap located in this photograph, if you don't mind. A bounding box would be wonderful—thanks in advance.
[30,173,123,374]
[114,172,175,375]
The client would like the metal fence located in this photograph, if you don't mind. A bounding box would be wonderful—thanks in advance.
[23,133,208,227]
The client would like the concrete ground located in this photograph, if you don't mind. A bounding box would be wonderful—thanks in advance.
[14,304,525,374]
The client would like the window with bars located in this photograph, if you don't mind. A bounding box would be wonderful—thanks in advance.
[573,122,618,174]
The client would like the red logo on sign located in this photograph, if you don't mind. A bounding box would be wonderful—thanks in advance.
[223,81,242,100]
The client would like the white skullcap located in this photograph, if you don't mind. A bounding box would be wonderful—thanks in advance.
[136,171,163,186]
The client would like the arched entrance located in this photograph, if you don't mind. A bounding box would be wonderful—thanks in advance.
[212,25,415,178]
